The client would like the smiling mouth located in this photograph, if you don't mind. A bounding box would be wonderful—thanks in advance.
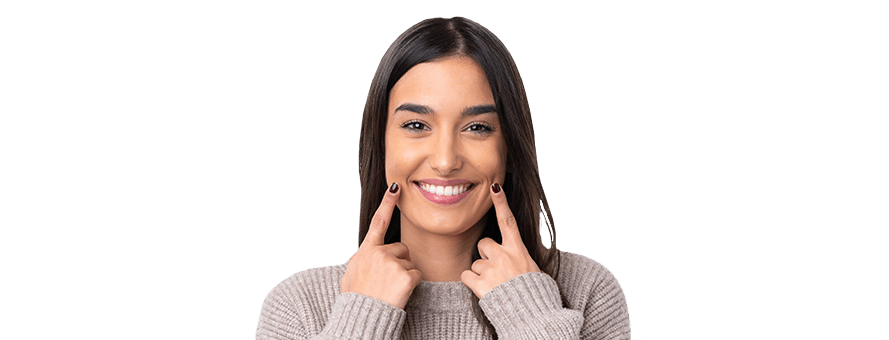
[412,181,477,205]
[415,181,475,196]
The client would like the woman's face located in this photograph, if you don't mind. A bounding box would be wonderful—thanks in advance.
[385,56,507,237]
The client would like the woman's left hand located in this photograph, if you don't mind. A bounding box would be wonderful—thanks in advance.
[461,183,542,299]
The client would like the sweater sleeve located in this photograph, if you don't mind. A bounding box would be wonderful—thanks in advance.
[580,268,630,340]
[256,277,406,340]
[478,270,630,340]
[479,272,584,339]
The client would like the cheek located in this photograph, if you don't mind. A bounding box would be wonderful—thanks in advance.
[495,150,508,182]
[384,134,423,181]
[384,131,397,182]
[490,137,508,180]
[468,143,508,180]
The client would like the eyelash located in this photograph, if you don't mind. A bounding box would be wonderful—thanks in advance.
[400,120,494,135]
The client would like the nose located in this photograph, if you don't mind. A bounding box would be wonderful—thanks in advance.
[429,132,462,175]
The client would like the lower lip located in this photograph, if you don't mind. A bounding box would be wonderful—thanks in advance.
[415,182,474,205]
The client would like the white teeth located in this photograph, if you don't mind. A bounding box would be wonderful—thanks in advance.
[419,183,471,196]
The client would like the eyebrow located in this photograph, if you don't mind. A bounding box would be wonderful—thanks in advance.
[394,103,497,117]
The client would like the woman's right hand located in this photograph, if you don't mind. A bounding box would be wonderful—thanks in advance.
[340,182,422,310]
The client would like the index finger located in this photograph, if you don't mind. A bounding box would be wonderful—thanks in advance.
[361,182,401,248]
[490,183,521,247]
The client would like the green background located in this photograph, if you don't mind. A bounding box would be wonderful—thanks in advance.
[0,1,889,339]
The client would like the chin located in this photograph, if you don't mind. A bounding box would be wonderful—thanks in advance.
[403,209,484,237]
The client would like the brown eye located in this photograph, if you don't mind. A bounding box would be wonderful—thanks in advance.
[466,123,493,134]
[401,120,428,132]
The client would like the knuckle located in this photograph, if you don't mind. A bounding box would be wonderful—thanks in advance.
[370,247,388,260]
[370,216,389,229]
[410,274,422,286]
[503,216,517,228]
[461,270,474,282]
[492,258,508,270]
[395,270,413,286]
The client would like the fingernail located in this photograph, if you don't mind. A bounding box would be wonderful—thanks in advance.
[389,182,399,194]
[491,183,501,194]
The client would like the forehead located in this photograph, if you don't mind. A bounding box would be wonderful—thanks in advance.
[389,56,495,112]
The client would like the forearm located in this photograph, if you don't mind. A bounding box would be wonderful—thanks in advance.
[479,272,630,340]
[257,292,406,340]
[479,272,584,339]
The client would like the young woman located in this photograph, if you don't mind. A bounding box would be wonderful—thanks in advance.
[257,17,630,340]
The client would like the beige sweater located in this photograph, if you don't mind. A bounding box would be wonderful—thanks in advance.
[256,251,629,339]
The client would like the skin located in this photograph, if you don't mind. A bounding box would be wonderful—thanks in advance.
[386,56,505,283]
[340,56,540,309]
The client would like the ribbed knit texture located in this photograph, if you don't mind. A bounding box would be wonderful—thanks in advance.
[256,251,630,340]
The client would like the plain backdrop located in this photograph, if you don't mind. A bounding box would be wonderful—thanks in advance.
[1,1,887,339]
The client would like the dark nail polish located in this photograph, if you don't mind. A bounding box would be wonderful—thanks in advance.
[491,183,501,194]
[389,182,399,194]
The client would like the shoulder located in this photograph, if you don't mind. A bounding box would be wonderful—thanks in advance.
[553,250,626,309]
[257,263,347,338]
[554,250,631,339]
[264,263,347,305]
[555,251,621,288]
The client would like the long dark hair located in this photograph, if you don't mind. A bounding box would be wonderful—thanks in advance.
[357,17,563,335]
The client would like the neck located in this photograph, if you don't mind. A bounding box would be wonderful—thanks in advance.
[399,215,485,282]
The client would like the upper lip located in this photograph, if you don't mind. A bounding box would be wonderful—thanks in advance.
[415,178,474,186]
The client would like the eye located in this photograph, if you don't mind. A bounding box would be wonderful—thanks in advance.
[465,122,494,135]
[400,120,429,132]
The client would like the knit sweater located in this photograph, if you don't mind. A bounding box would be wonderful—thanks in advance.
[256,251,629,340]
